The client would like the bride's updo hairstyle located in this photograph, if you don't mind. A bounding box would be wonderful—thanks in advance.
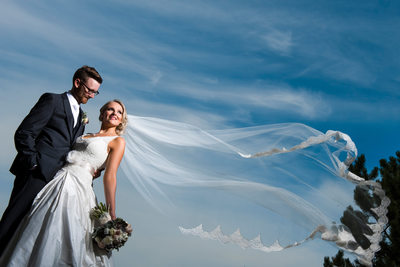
[99,99,128,135]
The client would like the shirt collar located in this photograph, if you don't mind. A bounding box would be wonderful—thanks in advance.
[67,91,80,110]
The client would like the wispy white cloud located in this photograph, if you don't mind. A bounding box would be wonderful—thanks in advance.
[263,30,293,55]
[123,97,230,129]
[150,71,163,86]
[149,76,331,119]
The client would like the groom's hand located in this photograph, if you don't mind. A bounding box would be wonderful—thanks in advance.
[93,168,105,179]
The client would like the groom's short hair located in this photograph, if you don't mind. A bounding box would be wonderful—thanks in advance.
[73,65,103,84]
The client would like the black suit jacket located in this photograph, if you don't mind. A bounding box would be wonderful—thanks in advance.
[10,92,85,182]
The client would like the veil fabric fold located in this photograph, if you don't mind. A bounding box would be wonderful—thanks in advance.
[121,115,389,266]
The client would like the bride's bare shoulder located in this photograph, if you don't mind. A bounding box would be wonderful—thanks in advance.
[109,136,125,151]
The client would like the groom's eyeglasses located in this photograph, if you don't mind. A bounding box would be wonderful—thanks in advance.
[80,80,100,96]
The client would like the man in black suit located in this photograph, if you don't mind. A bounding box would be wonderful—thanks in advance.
[0,65,103,256]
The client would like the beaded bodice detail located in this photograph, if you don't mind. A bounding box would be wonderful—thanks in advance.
[66,136,118,173]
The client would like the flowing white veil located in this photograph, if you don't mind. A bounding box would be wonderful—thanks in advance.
[121,115,389,266]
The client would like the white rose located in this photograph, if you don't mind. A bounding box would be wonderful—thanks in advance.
[99,213,112,225]
[103,236,114,246]
[125,224,133,234]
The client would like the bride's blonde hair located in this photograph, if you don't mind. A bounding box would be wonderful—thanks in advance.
[99,99,128,135]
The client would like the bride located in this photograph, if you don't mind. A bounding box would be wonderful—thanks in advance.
[0,99,127,267]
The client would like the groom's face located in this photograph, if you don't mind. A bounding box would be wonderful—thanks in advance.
[72,77,100,104]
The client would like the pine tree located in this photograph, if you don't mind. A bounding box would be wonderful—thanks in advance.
[373,151,400,266]
[323,152,400,266]
[323,250,357,267]
[348,154,378,181]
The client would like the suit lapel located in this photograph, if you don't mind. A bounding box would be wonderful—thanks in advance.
[62,93,74,139]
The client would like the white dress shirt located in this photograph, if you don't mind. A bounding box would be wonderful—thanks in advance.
[67,92,80,127]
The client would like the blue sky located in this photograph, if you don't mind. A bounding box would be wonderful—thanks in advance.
[0,0,399,266]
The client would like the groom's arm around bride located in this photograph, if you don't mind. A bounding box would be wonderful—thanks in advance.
[0,65,102,257]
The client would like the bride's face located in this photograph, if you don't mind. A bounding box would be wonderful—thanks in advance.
[101,102,123,127]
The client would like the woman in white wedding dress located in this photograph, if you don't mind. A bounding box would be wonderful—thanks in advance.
[0,100,127,267]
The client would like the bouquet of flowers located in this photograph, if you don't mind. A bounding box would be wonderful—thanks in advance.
[90,202,133,252]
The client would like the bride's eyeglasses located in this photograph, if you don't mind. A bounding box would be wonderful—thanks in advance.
[80,80,100,96]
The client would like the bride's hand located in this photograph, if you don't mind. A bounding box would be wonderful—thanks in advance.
[110,211,116,220]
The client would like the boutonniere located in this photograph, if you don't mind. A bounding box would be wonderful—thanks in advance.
[82,112,89,125]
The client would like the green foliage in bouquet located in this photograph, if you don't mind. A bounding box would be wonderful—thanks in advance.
[90,202,109,220]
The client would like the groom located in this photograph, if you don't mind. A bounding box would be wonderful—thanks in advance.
[0,65,102,256]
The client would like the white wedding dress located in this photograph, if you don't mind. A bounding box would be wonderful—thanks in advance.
[0,136,117,267]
